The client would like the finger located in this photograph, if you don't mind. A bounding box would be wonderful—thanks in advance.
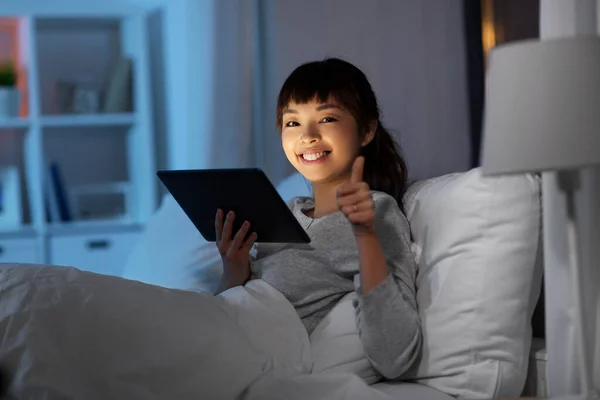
[215,209,224,241]
[350,156,365,184]
[220,211,235,252]
[240,232,258,254]
[337,189,371,208]
[337,182,368,198]
[227,221,250,257]
[342,200,373,216]
[347,210,375,225]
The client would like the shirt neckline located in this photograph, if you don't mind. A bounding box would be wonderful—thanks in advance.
[295,197,341,229]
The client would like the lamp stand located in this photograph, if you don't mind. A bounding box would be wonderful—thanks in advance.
[555,170,598,400]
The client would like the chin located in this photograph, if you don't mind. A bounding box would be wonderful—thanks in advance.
[295,165,346,185]
[298,171,330,184]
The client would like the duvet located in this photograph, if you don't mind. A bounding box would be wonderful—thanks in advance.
[0,264,393,400]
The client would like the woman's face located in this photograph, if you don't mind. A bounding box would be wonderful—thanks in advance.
[281,97,369,184]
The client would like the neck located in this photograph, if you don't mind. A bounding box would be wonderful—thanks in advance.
[311,175,350,218]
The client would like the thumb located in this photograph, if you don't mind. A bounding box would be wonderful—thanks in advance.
[351,156,365,183]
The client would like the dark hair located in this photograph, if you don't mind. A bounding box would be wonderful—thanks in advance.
[276,57,409,211]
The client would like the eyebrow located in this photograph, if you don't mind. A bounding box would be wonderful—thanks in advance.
[282,103,342,115]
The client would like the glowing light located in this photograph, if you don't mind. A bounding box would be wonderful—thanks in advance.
[481,0,497,65]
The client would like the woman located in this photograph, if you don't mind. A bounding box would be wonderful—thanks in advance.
[214,58,421,380]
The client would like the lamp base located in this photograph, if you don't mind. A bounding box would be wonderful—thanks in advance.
[555,170,596,399]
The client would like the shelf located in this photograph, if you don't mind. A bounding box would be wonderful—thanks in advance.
[36,17,121,31]
[0,222,143,238]
[47,220,143,237]
[0,117,30,129]
[40,114,136,128]
[0,115,136,129]
[1,10,158,269]
[0,4,151,18]
[0,226,38,239]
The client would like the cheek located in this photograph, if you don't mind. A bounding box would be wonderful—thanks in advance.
[330,126,361,154]
[281,133,298,163]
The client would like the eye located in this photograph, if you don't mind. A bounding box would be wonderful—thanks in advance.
[284,121,300,128]
[320,116,337,123]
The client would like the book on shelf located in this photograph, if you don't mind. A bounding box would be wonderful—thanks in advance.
[44,162,133,226]
[103,56,133,113]
[44,162,72,223]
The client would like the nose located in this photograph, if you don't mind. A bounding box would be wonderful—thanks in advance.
[300,125,321,144]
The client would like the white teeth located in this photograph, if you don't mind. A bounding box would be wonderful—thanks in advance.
[302,152,327,161]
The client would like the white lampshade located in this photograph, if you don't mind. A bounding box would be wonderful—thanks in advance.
[481,37,600,175]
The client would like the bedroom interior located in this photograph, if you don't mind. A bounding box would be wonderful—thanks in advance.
[0,0,598,399]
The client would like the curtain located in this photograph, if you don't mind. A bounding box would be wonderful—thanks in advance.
[540,1,600,396]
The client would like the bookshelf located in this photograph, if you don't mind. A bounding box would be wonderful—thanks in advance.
[0,5,157,276]
[0,117,29,128]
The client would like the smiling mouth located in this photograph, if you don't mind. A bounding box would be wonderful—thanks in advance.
[298,150,332,164]
[301,151,331,161]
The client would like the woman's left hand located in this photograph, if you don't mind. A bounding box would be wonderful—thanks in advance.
[337,156,376,236]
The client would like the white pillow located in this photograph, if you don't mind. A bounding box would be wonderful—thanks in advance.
[122,173,312,292]
[403,168,543,399]
[121,193,222,293]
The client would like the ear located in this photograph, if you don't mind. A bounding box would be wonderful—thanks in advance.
[360,120,377,147]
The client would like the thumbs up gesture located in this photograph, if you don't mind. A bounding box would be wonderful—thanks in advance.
[337,156,376,236]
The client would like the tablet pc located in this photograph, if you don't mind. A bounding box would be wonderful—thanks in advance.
[156,168,311,244]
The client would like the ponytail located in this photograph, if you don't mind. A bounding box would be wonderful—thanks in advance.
[362,120,408,212]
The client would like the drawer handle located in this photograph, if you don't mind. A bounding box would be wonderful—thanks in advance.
[86,240,111,250]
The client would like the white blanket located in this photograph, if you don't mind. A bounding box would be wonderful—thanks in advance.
[0,264,394,400]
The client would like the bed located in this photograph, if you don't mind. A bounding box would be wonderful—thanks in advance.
[0,167,543,399]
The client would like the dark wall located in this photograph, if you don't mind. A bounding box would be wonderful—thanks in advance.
[463,1,484,168]
[466,0,540,168]
[493,0,540,43]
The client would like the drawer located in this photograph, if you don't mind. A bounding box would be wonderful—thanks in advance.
[0,238,39,264]
[49,232,140,277]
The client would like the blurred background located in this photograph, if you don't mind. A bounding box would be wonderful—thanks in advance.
[0,0,539,276]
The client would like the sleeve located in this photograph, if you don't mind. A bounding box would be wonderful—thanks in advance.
[352,193,422,380]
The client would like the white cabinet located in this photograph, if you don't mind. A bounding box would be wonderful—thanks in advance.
[0,6,158,276]
[0,237,39,264]
[49,231,140,277]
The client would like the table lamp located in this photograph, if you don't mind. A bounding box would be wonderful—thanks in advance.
[480,37,600,400]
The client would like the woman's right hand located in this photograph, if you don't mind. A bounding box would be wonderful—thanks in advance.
[214,209,257,294]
